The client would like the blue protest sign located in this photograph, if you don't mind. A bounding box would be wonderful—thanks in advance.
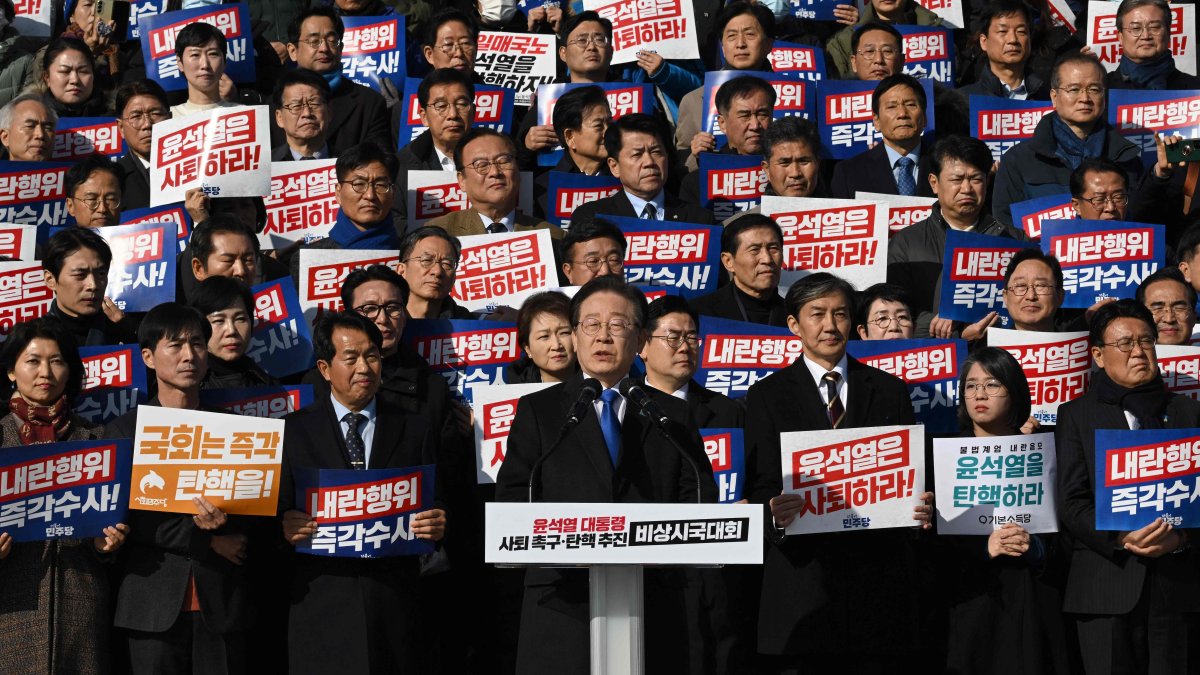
[938,229,1037,324]
[404,319,520,404]
[767,41,827,82]
[701,70,809,145]
[817,79,935,159]
[1040,219,1164,308]
[701,428,745,503]
[125,0,171,41]
[1009,193,1076,241]
[95,221,176,312]
[200,385,315,419]
[52,117,125,161]
[847,338,965,433]
[293,464,437,558]
[695,316,803,399]
[1095,428,1200,530]
[897,25,956,84]
[140,5,255,91]
[603,216,720,298]
[397,78,517,147]
[969,95,1055,162]
[340,16,407,91]
[790,0,841,22]
[536,82,658,166]
[545,171,622,227]
[76,345,148,426]
[249,279,315,379]
[122,203,194,254]
[0,161,71,227]
[0,438,132,542]
[698,153,765,222]
[1108,88,1200,166]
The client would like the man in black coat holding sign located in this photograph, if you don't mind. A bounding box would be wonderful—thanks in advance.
[279,312,447,675]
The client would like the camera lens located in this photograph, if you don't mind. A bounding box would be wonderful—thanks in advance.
[1184,144,1195,157]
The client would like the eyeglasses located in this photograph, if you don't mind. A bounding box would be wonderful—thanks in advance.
[651,332,700,350]
[866,315,913,329]
[121,109,169,125]
[963,380,1007,398]
[1055,85,1105,98]
[1079,193,1130,208]
[573,254,624,272]
[436,40,477,54]
[566,34,609,48]
[1102,336,1156,353]
[1006,283,1057,297]
[465,154,516,175]
[1150,303,1193,319]
[1123,22,1165,36]
[299,35,343,49]
[70,194,121,211]
[404,255,457,272]
[280,98,326,115]
[577,318,636,337]
[354,302,405,320]
[855,46,899,60]
[339,179,394,194]
[427,99,473,117]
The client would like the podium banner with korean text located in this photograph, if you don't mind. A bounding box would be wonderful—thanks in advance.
[397,79,516,145]
[779,424,926,534]
[1095,428,1200,530]
[96,221,176,312]
[854,192,936,237]
[699,153,765,222]
[536,83,657,166]
[405,170,533,228]
[340,16,406,91]
[293,465,436,558]
[0,260,54,340]
[298,249,400,325]
[898,25,955,84]
[76,345,148,426]
[129,406,284,516]
[584,0,700,64]
[702,428,745,503]
[0,439,132,542]
[696,316,803,399]
[914,0,964,28]
[701,71,810,145]
[817,79,935,160]
[933,433,1057,535]
[1158,345,1200,400]
[263,158,339,247]
[0,161,70,227]
[12,0,53,36]
[200,385,314,419]
[848,338,965,433]
[485,502,763,565]
[404,319,519,404]
[1011,194,1075,241]
[0,224,37,260]
[140,4,256,90]
[988,328,1091,425]
[545,172,622,227]
[938,229,1038,324]
[452,230,558,312]
[761,195,888,291]
[150,105,271,206]
[473,382,555,484]
[970,95,1055,163]
[250,279,315,378]
[604,216,720,298]
[122,203,193,253]
[476,32,557,108]
[1039,220,1163,308]
[53,117,125,161]
[1087,1,1196,76]
[1109,89,1200,165]
[768,41,827,82]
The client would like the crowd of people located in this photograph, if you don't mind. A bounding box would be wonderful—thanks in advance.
[0,0,1198,673]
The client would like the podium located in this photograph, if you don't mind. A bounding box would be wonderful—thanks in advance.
[485,502,763,675]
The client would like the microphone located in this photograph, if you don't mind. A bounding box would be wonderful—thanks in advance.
[528,378,602,502]
[618,379,704,504]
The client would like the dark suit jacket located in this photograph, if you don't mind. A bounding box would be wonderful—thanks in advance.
[279,393,443,674]
[569,189,716,226]
[270,76,392,155]
[829,139,936,200]
[690,282,789,327]
[103,400,251,635]
[270,145,336,162]
[745,357,921,657]
[1055,388,1200,615]
[426,207,563,240]
[645,379,746,430]
[117,152,151,212]
[395,129,448,227]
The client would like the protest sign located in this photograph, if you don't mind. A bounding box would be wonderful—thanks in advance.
[0,224,37,260]
[122,203,193,253]
[1046,0,1077,34]
[969,94,1054,162]
[761,195,888,290]
[452,230,558,312]
[13,0,52,36]
[249,279,316,378]
[298,249,400,325]
[473,382,555,484]
[126,0,172,41]
[848,338,965,433]
[938,229,1038,324]
[915,0,964,27]
[130,406,284,516]
[0,260,54,340]
[1095,428,1200,530]
[1010,194,1076,241]
[898,25,956,84]
[404,319,519,404]
[701,71,810,145]
[768,41,827,82]
[1086,1,1196,75]
[140,4,256,90]
[340,16,406,91]
[604,216,720,298]
[53,117,125,161]
[779,424,926,534]
[1157,345,1200,400]
[200,385,314,419]
[293,465,437,558]
[0,439,131,542]
[933,433,1057,534]
[696,316,802,399]
[536,82,657,166]
[854,192,936,237]
[698,153,765,222]
[0,161,70,227]
[1109,88,1200,165]
[397,78,516,145]
[989,328,1091,425]
[263,158,339,245]
[1040,220,1163,308]
[789,0,840,23]
[96,221,176,312]
[584,0,700,64]
[702,428,745,503]
[476,32,557,107]
[405,169,533,228]
[150,105,271,206]
[76,345,148,426]
[544,172,622,227]
[817,79,935,159]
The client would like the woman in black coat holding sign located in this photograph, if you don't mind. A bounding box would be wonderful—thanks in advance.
[937,346,1073,675]
[0,317,128,675]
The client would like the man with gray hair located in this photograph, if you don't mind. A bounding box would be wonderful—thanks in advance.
[1107,0,1200,90]
[0,93,55,162]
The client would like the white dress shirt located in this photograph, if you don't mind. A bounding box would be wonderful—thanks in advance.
[802,354,848,412]
[330,394,378,466]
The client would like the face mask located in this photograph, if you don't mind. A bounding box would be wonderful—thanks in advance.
[479,0,518,25]
[759,0,793,19]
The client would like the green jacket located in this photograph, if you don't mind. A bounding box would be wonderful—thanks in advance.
[826,3,943,79]
[0,28,35,109]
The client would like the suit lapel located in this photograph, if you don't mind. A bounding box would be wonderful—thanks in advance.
[367,399,407,470]
[614,193,638,218]
[779,362,830,432]
[318,398,354,470]
[462,208,486,236]
[560,376,615,485]
[844,358,876,428]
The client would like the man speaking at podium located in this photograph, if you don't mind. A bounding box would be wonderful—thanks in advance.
[496,276,719,674]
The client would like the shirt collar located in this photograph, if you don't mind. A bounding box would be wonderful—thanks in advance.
[671,381,689,401]
[434,146,455,171]
[290,145,329,161]
[884,143,920,170]
[329,393,377,425]
[801,353,848,390]
[623,190,665,219]
[1003,80,1028,99]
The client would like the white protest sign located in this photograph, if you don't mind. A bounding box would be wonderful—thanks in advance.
[473,382,555,484]
[1086,1,1196,75]
[406,170,534,229]
[263,159,340,246]
[761,196,889,291]
[583,0,700,64]
[453,230,559,312]
[476,32,558,108]
[0,224,39,260]
[854,191,937,237]
[987,328,1091,425]
[298,248,401,325]
[1157,344,1200,400]
[914,0,964,28]
[149,105,271,206]
[12,0,53,36]
[933,433,1058,535]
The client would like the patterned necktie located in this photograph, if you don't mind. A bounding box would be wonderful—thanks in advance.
[895,156,916,196]
[598,389,622,466]
[487,221,508,234]
[822,372,845,428]
[642,203,659,221]
[343,412,366,469]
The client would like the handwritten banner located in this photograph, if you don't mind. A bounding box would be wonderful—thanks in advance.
[1039,219,1163,308]
[848,338,965,433]
[96,221,176,312]
[696,316,802,399]
[473,382,555,484]
[140,4,256,90]
[933,433,1057,534]
[340,16,406,92]
[1095,428,1200,530]
[989,328,1090,425]
[476,32,557,108]
[938,229,1038,324]
[150,105,271,206]
[76,345,149,426]
[702,427,745,503]
[761,195,888,290]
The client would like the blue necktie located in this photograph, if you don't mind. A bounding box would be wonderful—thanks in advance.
[598,389,622,466]
[895,156,916,196]
[343,412,366,469]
